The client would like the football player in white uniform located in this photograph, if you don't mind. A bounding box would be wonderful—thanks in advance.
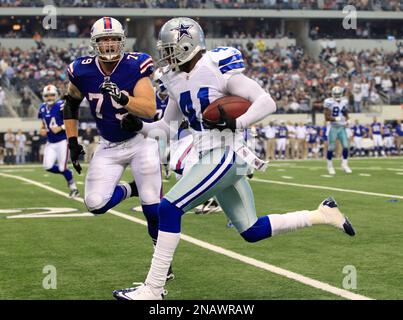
[114,17,355,300]
[324,87,352,175]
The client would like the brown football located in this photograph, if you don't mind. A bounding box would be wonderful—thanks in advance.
[202,96,252,122]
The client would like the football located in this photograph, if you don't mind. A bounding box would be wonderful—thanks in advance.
[202,96,252,122]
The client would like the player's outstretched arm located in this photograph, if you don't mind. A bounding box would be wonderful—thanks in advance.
[121,96,182,139]
[226,73,276,129]
[126,77,156,118]
[100,77,156,119]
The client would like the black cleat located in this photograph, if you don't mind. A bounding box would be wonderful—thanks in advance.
[69,189,80,198]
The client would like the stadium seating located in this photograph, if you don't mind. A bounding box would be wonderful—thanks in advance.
[1,0,402,11]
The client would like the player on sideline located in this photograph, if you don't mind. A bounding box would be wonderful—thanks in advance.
[370,117,385,157]
[113,17,356,300]
[324,86,352,175]
[351,120,366,157]
[38,85,79,197]
[63,18,168,269]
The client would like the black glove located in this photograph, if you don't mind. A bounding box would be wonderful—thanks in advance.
[179,119,189,131]
[121,113,144,132]
[68,137,85,175]
[99,81,129,106]
[203,105,237,132]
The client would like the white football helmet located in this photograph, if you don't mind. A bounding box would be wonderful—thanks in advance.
[332,86,344,101]
[42,85,58,106]
[157,17,206,71]
[90,17,126,62]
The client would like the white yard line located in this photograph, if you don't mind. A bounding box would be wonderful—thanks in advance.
[0,172,372,300]
[252,178,403,199]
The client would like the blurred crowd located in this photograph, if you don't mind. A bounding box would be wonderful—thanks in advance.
[0,41,401,117]
[236,40,403,113]
[248,119,403,160]
[0,0,402,10]
[0,42,90,100]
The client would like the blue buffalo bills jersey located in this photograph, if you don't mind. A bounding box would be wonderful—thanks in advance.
[67,52,154,142]
[276,126,288,138]
[383,125,392,137]
[352,124,366,137]
[371,122,382,135]
[320,126,328,142]
[38,100,67,143]
[397,123,403,136]
[307,126,319,144]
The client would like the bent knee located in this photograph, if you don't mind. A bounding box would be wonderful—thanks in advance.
[85,193,109,214]
[158,198,183,233]
[240,216,271,243]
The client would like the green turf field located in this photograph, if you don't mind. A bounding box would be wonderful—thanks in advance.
[1,157,402,300]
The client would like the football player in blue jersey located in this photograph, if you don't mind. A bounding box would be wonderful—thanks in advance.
[351,120,366,157]
[275,120,288,159]
[38,85,79,198]
[370,117,385,157]
[307,124,319,159]
[63,17,173,279]
[114,17,356,300]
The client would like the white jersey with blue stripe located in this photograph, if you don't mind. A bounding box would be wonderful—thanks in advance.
[160,46,245,153]
[324,97,348,126]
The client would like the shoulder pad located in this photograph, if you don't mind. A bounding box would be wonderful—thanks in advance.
[324,98,333,107]
[126,52,154,77]
[67,56,95,80]
[55,100,65,109]
[207,47,245,76]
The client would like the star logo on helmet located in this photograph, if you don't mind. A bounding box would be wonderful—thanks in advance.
[171,23,193,41]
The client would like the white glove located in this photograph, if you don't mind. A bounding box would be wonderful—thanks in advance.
[335,116,341,122]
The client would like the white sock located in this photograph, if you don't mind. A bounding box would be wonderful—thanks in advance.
[68,182,77,190]
[268,211,312,236]
[120,182,131,199]
[145,231,181,294]
[327,160,333,168]
[342,159,348,167]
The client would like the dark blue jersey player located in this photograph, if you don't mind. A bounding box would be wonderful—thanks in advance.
[38,84,79,197]
[63,17,171,278]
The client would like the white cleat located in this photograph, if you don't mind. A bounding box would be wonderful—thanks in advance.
[328,166,336,175]
[113,283,166,300]
[318,197,355,236]
[342,165,352,174]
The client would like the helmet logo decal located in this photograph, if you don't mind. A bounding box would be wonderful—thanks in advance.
[171,23,193,41]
